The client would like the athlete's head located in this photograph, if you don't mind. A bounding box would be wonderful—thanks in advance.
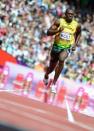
[65,8,74,23]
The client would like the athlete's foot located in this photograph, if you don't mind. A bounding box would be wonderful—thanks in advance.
[50,84,57,94]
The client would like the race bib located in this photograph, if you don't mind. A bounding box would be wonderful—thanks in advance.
[60,32,70,40]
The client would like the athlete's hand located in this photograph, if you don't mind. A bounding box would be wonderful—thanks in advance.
[71,46,76,51]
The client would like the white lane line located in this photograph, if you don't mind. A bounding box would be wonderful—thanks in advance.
[65,96,75,123]
[65,96,94,130]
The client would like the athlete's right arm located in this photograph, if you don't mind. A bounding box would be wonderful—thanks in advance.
[47,20,63,36]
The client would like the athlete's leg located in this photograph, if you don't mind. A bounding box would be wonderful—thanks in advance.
[52,50,68,85]
[49,50,68,102]
[44,55,58,80]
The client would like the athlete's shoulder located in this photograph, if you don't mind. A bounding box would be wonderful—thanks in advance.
[72,19,80,27]
[72,19,78,24]
[73,19,81,32]
[74,19,81,27]
[59,17,66,25]
[59,16,65,21]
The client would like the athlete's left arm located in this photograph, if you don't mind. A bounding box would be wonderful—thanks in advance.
[74,24,81,46]
[72,24,81,51]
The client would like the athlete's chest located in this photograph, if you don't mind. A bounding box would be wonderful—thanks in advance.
[63,23,76,33]
[60,19,77,33]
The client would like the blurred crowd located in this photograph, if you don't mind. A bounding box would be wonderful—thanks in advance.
[0,0,94,85]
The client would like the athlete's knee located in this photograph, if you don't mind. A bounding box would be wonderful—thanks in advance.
[59,55,68,61]
[59,51,68,61]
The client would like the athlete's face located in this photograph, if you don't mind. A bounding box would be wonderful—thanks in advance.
[65,10,74,22]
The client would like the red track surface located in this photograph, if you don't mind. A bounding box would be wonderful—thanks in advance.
[0,92,94,131]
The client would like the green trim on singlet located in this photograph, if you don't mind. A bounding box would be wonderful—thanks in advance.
[54,40,71,49]
[52,42,71,53]
[54,41,71,49]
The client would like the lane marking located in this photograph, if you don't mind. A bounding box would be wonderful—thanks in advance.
[65,96,74,123]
